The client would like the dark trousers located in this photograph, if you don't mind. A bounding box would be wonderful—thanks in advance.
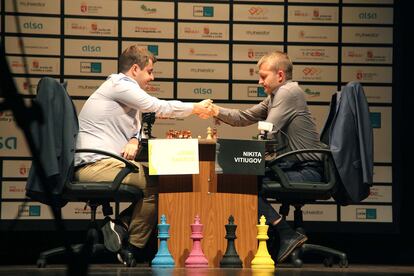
[258,163,323,224]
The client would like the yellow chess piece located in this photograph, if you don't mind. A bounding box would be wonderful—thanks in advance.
[251,215,275,270]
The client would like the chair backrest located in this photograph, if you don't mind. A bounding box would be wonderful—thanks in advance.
[320,81,373,205]
[26,77,78,206]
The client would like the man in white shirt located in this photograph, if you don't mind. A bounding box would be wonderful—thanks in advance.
[74,45,212,265]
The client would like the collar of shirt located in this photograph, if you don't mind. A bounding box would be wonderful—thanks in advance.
[270,80,293,96]
[108,72,138,86]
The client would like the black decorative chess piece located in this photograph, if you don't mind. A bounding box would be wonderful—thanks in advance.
[220,215,243,268]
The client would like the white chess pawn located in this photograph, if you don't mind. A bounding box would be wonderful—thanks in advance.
[206,127,212,139]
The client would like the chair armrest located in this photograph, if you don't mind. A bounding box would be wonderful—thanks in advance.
[74,148,139,192]
[76,148,139,172]
[266,148,332,167]
[264,148,336,192]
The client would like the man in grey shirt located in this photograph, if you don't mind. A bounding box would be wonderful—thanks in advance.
[209,51,323,263]
[75,46,211,265]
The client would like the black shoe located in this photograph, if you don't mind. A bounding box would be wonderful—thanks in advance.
[277,232,307,263]
[266,225,279,258]
[101,217,128,253]
[117,243,145,266]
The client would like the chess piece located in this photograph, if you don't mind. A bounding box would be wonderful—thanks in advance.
[220,215,243,268]
[166,129,174,139]
[212,128,218,139]
[185,215,209,268]
[206,127,212,139]
[151,214,175,268]
[215,142,223,174]
[251,215,275,269]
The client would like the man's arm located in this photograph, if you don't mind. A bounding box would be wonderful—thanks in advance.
[209,98,270,127]
[112,79,213,119]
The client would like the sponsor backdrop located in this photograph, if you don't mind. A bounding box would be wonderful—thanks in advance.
[0,0,394,232]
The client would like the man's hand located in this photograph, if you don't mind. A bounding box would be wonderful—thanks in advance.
[192,99,215,119]
[121,138,140,160]
[208,103,219,117]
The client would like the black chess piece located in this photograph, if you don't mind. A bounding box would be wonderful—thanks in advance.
[220,215,243,268]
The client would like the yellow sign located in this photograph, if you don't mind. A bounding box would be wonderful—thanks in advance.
[149,139,199,175]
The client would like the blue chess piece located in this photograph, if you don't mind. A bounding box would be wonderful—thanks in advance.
[151,214,175,268]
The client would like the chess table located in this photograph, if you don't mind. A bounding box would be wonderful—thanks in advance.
[158,139,258,267]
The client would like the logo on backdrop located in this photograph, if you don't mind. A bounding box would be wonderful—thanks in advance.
[304,88,321,97]
[193,87,212,95]
[147,45,159,56]
[140,4,157,14]
[0,137,17,150]
[80,62,102,73]
[248,86,266,98]
[80,3,103,14]
[0,111,14,123]
[193,6,214,17]
[82,45,101,53]
[19,205,41,217]
[23,21,43,30]
[356,208,377,220]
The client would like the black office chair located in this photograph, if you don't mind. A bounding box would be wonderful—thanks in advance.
[26,77,143,267]
[261,82,373,268]
[261,148,348,268]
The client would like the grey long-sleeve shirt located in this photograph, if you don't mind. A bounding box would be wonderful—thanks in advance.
[216,81,322,161]
[75,73,193,165]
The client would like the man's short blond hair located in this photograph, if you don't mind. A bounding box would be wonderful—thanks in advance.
[257,51,293,80]
[119,45,157,73]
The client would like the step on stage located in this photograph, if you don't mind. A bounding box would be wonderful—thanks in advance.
[0,265,414,276]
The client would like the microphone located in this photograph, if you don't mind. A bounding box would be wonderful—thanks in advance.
[258,121,273,140]
[258,121,289,153]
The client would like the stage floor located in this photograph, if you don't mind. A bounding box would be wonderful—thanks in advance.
[0,264,413,276]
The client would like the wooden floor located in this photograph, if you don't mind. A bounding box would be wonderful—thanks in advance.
[0,264,413,276]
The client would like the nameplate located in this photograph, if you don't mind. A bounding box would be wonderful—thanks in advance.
[148,139,199,175]
[216,138,265,175]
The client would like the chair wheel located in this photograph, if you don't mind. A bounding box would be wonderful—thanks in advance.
[290,248,303,267]
[37,258,47,268]
[125,257,136,267]
[323,257,334,267]
[121,251,137,267]
[292,258,303,268]
[339,258,349,268]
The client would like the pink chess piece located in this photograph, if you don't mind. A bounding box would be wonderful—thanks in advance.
[185,215,209,268]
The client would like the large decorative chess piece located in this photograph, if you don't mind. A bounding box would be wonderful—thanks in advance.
[220,215,243,268]
[251,215,275,269]
[151,214,175,268]
[185,215,209,268]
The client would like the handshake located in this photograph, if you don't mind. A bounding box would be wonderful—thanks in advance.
[193,99,219,119]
